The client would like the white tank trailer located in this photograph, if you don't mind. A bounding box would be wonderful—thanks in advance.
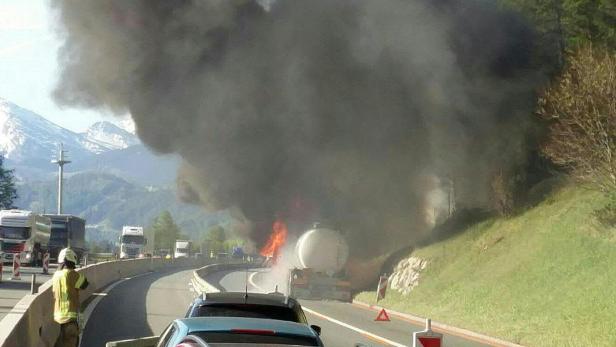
[288,224,352,302]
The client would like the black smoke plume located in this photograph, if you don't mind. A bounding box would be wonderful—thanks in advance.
[52,0,543,256]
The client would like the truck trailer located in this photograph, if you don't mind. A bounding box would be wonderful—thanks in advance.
[45,214,87,262]
[0,210,51,265]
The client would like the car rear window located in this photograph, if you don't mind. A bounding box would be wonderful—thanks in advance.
[196,304,301,322]
[190,331,319,346]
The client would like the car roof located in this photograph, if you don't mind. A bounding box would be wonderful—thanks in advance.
[194,292,300,308]
[176,317,318,338]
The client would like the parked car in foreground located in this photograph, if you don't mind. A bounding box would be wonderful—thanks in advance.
[185,292,319,332]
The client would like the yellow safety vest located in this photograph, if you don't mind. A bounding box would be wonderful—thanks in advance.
[52,269,87,324]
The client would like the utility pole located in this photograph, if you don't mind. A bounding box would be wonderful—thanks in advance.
[51,144,71,214]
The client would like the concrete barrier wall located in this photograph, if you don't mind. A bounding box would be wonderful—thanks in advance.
[0,257,212,347]
[192,262,258,294]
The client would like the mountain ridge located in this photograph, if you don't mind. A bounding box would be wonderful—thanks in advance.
[0,98,178,184]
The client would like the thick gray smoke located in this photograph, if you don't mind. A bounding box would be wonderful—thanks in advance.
[52,0,542,256]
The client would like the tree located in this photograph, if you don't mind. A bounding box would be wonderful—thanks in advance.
[499,0,616,71]
[201,225,226,255]
[537,46,615,191]
[0,155,17,209]
[150,210,182,251]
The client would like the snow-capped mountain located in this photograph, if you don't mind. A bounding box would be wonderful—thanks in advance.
[0,98,178,184]
[0,98,105,163]
[81,121,139,152]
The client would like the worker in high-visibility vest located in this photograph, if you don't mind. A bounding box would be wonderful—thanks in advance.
[52,248,89,347]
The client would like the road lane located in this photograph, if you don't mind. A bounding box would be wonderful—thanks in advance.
[0,266,55,320]
[81,268,196,347]
[207,268,489,347]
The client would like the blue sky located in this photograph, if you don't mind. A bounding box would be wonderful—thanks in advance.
[0,0,124,132]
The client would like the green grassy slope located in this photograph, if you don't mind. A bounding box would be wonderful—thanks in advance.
[357,185,615,346]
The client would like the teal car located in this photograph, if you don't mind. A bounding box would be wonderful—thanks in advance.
[156,317,324,347]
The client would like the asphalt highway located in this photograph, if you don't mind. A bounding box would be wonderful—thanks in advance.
[80,267,493,347]
[213,269,489,347]
[81,268,196,347]
[0,265,55,320]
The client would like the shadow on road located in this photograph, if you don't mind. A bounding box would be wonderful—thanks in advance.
[80,270,176,347]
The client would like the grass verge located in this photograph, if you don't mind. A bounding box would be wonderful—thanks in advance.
[356,184,615,346]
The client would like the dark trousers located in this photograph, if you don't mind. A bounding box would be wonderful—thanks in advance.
[54,321,79,347]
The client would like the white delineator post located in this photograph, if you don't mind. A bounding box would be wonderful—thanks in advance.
[11,254,21,280]
[413,318,443,347]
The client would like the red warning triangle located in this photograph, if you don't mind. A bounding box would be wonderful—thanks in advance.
[374,308,390,321]
[418,337,441,347]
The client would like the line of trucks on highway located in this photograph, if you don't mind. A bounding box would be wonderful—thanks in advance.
[118,226,194,259]
[0,209,86,265]
[0,208,350,303]
[0,209,195,265]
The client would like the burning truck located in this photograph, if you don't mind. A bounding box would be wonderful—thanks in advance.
[289,224,352,302]
[261,222,352,302]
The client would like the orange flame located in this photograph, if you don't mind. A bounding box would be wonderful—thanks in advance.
[260,220,288,263]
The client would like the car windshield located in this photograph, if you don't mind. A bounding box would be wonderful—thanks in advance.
[176,248,189,253]
[196,304,302,323]
[0,226,30,240]
[190,331,318,346]
[121,235,144,244]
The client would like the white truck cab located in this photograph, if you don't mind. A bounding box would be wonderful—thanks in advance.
[119,226,146,259]
[174,240,191,258]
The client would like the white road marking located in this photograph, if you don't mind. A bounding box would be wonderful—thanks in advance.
[247,271,407,347]
[248,271,261,290]
[302,306,408,347]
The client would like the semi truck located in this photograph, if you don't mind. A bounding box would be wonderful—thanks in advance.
[0,210,51,265]
[288,224,352,302]
[45,214,87,262]
[174,240,192,258]
[119,226,147,259]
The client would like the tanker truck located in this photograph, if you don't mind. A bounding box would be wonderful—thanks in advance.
[288,224,352,302]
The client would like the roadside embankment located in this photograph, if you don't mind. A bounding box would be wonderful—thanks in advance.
[357,185,616,346]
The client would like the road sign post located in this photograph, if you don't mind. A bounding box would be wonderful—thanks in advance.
[413,318,442,347]
[375,274,389,303]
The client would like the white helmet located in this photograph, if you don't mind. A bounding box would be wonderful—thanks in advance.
[58,248,78,264]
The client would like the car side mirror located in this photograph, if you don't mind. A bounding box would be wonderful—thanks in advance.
[310,325,321,335]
